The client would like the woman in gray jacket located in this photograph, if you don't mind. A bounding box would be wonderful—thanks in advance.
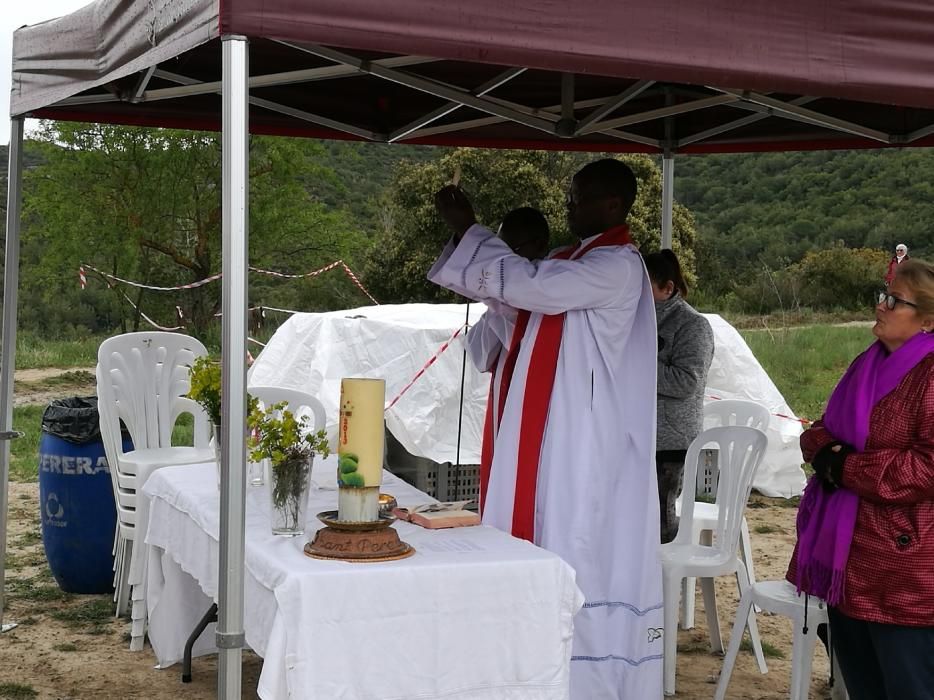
[644,250,715,543]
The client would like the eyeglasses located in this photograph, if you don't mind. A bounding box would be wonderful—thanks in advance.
[877,290,918,310]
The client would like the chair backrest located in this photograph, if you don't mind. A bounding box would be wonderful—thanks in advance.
[248,386,326,433]
[96,363,124,506]
[697,400,771,498]
[97,332,209,465]
[675,426,768,555]
[704,399,771,431]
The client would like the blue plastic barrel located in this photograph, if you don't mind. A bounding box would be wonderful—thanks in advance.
[38,397,130,594]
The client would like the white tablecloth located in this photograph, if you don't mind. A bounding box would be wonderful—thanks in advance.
[143,457,583,700]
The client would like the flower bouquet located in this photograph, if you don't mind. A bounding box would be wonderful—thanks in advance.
[188,356,263,484]
[249,402,330,535]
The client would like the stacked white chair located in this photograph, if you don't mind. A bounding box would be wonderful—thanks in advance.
[715,579,849,700]
[96,332,213,649]
[660,425,769,696]
[680,399,771,630]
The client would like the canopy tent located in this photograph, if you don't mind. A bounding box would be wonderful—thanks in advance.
[248,303,807,499]
[12,0,934,153]
[4,0,931,694]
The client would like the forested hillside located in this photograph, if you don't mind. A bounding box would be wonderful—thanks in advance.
[3,135,934,333]
[675,149,934,295]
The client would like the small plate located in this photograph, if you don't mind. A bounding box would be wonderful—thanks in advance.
[316,510,397,531]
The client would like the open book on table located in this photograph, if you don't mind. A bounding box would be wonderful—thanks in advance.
[393,501,480,529]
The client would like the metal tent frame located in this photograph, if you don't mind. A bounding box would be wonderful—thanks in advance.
[7,0,934,695]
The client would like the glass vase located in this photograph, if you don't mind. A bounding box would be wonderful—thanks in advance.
[268,455,312,536]
[248,459,266,487]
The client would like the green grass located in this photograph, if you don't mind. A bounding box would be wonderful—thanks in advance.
[13,530,41,548]
[10,404,194,482]
[15,334,104,370]
[720,309,869,331]
[0,683,38,700]
[52,642,78,652]
[9,406,46,482]
[753,524,782,535]
[741,638,785,659]
[740,325,874,422]
[676,639,711,655]
[50,598,113,633]
[18,370,96,391]
[172,413,194,446]
[9,576,72,603]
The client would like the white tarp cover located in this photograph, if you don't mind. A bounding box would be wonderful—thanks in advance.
[703,315,807,498]
[249,303,806,497]
[11,0,218,116]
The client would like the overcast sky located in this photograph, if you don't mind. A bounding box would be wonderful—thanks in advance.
[2,0,90,145]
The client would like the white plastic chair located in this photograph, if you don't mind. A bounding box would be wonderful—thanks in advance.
[248,386,326,433]
[660,425,769,696]
[680,399,771,630]
[96,332,213,642]
[715,580,849,700]
[248,386,327,493]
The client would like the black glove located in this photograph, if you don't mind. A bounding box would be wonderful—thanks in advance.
[811,441,854,489]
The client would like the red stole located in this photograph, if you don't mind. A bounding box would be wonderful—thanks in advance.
[478,225,633,540]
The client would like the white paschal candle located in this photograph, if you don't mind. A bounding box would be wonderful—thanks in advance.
[337,377,385,522]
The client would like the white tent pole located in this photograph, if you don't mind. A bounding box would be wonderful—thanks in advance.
[0,118,25,633]
[218,35,250,699]
[661,152,674,249]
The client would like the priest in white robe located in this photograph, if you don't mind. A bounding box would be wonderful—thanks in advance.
[466,207,550,510]
[429,159,663,700]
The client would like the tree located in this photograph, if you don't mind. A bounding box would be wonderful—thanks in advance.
[363,148,697,302]
[22,123,366,337]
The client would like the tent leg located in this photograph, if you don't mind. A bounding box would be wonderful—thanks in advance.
[217,35,250,699]
[0,118,24,634]
[661,153,674,249]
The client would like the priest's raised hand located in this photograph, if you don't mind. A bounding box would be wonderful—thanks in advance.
[433,185,476,242]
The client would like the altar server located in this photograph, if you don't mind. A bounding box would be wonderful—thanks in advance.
[429,159,662,700]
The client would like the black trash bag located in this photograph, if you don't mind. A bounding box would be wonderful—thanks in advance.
[41,396,104,445]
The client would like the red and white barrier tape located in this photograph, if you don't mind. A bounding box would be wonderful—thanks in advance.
[78,266,87,290]
[341,262,379,305]
[79,260,378,304]
[81,262,223,291]
[385,325,465,410]
[116,289,185,332]
[250,261,342,279]
[250,305,299,316]
[705,394,811,425]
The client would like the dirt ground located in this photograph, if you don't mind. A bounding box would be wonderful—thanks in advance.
[1,480,835,700]
[2,366,835,698]
[13,368,96,408]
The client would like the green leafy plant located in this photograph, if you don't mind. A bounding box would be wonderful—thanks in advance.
[249,402,330,528]
[187,357,259,429]
[187,356,222,425]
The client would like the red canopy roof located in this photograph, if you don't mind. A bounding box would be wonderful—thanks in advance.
[12,0,934,152]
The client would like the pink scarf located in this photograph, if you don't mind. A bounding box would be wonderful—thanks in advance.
[792,331,934,604]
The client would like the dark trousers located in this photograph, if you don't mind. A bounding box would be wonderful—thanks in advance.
[829,607,934,700]
[656,450,686,544]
